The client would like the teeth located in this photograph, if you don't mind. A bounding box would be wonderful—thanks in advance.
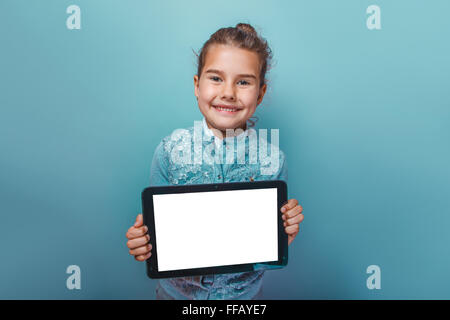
[215,106,238,112]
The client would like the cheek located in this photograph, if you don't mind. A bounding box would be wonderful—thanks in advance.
[241,90,260,107]
[198,87,217,104]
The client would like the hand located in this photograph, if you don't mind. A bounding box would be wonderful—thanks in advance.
[281,199,304,246]
[126,214,152,261]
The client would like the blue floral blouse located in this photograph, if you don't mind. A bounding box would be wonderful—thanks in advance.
[148,117,288,299]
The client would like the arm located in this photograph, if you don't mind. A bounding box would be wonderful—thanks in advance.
[126,140,170,261]
[149,140,171,186]
[273,152,304,246]
[272,150,288,182]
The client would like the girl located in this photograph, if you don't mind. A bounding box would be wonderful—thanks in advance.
[125,23,304,300]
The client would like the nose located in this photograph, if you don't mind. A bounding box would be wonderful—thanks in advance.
[221,81,236,101]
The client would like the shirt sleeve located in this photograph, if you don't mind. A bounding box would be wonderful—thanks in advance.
[149,140,171,186]
[271,150,288,183]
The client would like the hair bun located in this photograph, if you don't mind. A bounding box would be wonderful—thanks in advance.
[235,23,258,37]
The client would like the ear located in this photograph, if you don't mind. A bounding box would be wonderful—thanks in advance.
[194,75,199,100]
[256,83,267,106]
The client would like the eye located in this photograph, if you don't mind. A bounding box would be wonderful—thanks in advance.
[209,76,222,82]
[238,80,250,85]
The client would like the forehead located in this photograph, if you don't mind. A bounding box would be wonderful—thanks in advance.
[203,44,260,76]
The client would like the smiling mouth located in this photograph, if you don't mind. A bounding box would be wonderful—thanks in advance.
[212,105,242,113]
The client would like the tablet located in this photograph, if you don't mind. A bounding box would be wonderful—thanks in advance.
[141,180,288,279]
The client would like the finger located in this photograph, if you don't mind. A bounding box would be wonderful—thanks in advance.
[126,225,148,240]
[135,252,152,261]
[129,243,152,256]
[284,205,303,219]
[286,213,304,226]
[285,224,299,235]
[127,234,150,249]
[134,214,143,227]
[281,199,299,213]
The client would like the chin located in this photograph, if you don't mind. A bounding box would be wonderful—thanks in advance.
[210,117,242,130]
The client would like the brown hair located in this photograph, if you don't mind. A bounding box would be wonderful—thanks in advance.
[194,23,273,88]
[193,23,273,128]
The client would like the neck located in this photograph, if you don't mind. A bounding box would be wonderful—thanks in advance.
[205,120,248,140]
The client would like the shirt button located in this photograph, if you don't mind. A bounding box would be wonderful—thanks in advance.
[218,175,221,179]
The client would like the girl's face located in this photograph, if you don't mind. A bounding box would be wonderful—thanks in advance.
[194,44,267,135]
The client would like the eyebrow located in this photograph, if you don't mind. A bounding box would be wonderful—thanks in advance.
[205,69,257,80]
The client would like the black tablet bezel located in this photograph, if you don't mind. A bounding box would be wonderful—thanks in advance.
[141,180,288,279]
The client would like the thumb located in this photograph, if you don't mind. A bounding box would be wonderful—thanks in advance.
[134,213,143,227]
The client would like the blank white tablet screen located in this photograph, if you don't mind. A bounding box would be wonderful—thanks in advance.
[153,188,278,272]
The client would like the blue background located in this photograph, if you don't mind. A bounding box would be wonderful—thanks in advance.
[1,0,449,299]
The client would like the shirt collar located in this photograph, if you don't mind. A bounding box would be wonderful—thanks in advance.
[202,117,249,142]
